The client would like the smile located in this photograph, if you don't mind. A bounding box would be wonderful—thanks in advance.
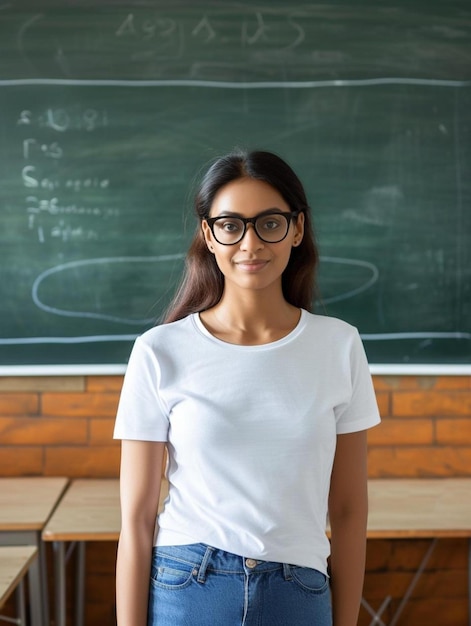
[235,260,269,271]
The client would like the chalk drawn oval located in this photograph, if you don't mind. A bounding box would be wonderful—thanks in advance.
[32,255,185,325]
[318,256,379,304]
[32,254,378,324]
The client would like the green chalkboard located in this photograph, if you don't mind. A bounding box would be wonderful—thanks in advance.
[0,1,470,368]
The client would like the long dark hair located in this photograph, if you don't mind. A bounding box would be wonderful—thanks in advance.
[163,149,320,323]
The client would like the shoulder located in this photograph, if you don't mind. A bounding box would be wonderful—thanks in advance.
[299,311,366,364]
[302,310,359,340]
[137,314,196,350]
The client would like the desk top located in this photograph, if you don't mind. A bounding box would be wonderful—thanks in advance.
[0,477,69,531]
[367,478,471,538]
[42,479,121,542]
[42,478,169,542]
[0,545,38,609]
[41,477,471,542]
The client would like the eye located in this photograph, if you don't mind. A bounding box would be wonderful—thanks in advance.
[216,218,243,233]
[258,215,284,231]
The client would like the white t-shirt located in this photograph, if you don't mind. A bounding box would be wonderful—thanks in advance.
[114,309,380,574]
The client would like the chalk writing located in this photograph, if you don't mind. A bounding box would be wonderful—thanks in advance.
[17,103,115,243]
[25,196,119,218]
[17,107,108,131]
[22,169,110,191]
[50,221,99,242]
[114,11,305,53]
[23,138,63,159]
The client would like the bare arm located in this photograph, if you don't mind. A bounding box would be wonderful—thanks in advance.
[328,430,369,626]
[116,439,166,626]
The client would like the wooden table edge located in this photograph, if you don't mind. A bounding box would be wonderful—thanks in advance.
[366,530,471,539]
[0,545,38,609]
[42,531,120,542]
[0,477,70,532]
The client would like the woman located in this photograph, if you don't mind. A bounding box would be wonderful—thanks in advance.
[114,149,380,626]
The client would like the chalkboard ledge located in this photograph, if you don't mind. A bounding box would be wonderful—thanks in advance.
[0,364,469,377]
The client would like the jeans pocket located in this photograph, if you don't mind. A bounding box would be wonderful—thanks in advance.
[290,566,329,594]
[150,552,196,590]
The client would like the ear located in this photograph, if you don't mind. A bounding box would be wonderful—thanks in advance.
[201,219,215,253]
[292,211,305,247]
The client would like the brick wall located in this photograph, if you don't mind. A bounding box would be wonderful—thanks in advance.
[0,374,470,625]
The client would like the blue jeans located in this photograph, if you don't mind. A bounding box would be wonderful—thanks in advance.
[148,543,332,625]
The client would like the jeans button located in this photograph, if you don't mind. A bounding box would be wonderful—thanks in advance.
[245,558,257,569]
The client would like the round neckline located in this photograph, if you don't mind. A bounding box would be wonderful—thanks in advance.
[192,309,307,350]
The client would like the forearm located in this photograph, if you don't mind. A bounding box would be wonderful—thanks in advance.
[116,523,155,626]
[116,440,165,625]
[329,513,367,626]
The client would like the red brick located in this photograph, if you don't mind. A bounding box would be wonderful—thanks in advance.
[389,596,467,626]
[86,542,117,574]
[89,419,119,446]
[365,568,466,600]
[86,376,124,392]
[363,570,412,598]
[44,446,120,477]
[85,603,116,626]
[393,391,471,417]
[367,418,433,446]
[434,376,471,391]
[436,419,471,445]
[365,540,392,570]
[0,446,43,474]
[86,572,116,603]
[388,538,467,570]
[0,393,39,415]
[375,391,390,416]
[368,446,471,477]
[0,417,87,445]
[41,393,120,418]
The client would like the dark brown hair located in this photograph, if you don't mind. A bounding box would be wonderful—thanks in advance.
[163,149,319,323]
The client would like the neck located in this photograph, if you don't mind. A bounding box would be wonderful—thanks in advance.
[200,289,301,345]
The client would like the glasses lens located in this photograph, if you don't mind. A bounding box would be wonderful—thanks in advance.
[255,214,289,243]
[212,217,245,244]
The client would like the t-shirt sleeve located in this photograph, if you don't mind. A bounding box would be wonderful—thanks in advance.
[335,329,381,434]
[113,336,169,441]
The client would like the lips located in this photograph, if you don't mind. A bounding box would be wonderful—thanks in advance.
[235,259,269,271]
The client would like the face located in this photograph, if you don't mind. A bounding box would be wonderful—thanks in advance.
[201,177,304,296]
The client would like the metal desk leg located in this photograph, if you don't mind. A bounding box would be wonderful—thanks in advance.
[361,594,390,626]
[38,539,49,626]
[53,542,66,626]
[27,554,43,626]
[0,531,44,626]
[468,538,471,626]
[15,579,27,626]
[75,543,86,626]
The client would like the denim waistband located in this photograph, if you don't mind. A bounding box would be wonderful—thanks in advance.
[153,543,294,582]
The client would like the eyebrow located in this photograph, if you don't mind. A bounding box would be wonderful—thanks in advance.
[210,208,286,218]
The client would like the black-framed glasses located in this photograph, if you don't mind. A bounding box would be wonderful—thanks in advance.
[205,210,301,245]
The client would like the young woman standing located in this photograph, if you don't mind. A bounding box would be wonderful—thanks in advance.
[114,150,380,626]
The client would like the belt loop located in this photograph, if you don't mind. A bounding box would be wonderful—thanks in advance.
[282,562,292,581]
[197,545,214,583]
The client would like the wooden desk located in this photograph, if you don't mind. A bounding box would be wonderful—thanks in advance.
[0,477,69,626]
[42,478,168,626]
[364,478,471,626]
[42,479,120,626]
[43,478,471,626]
[0,545,38,624]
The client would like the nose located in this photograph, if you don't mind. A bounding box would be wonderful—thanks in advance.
[239,223,264,250]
